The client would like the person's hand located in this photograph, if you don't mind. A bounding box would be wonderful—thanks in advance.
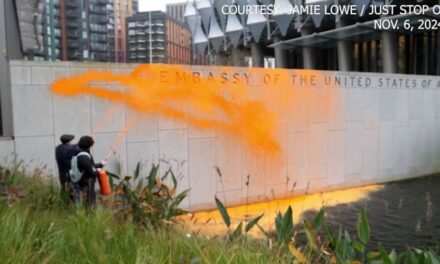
[101,159,108,166]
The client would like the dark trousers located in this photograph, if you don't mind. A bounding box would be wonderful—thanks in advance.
[86,177,97,207]
[74,177,96,208]
[59,173,73,204]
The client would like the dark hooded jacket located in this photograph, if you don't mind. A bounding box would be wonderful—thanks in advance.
[75,148,104,187]
[55,143,78,181]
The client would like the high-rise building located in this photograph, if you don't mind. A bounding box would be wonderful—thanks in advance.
[14,0,45,59]
[126,11,192,65]
[186,0,440,74]
[111,0,138,62]
[43,0,112,62]
[166,2,186,23]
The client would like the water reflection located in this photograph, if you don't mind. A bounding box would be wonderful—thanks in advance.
[184,176,440,251]
[302,176,440,251]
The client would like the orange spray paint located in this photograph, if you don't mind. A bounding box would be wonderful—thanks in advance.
[105,119,134,160]
[91,105,118,137]
[51,64,339,157]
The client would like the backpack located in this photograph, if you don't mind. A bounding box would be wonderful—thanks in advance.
[69,152,91,183]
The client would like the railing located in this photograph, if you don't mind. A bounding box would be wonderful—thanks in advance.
[68,51,81,59]
[90,15,107,24]
[66,30,78,38]
[89,0,108,6]
[89,5,107,14]
[68,41,79,48]
[66,21,78,28]
[89,24,107,33]
[66,1,78,8]
[66,10,79,18]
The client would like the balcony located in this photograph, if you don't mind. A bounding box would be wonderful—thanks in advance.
[68,41,79,48]
[89,6,107,14]
[90,14,107,24]
[90,0,108,6]
[67,21,78,28]
[91,36,108,43]
[90,43,108,52]
[68,51,81,60]
[67,30,78,38]
[66,1,78,9]
[89,25,107,33]
[135,22,149,28]
[66,10,79,18]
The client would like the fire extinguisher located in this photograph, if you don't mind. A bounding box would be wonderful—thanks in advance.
[98,169,111,196]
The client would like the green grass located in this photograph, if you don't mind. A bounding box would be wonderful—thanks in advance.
[2,165,440,264]
[0,167,288,264]
[0,204,288,264]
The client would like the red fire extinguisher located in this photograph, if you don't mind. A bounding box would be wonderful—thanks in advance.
[98,169,111,196]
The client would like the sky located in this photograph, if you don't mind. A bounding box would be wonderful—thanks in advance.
[139,0,187,12]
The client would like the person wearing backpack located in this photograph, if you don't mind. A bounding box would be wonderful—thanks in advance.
[70,135,107,207]
[55,134,77,203]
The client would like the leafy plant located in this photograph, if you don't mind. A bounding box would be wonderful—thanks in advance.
[275,206,294,244]
[214,196,263,242]
[2,163,440,263]
[109,163,190,229]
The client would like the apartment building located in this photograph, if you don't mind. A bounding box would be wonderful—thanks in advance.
[111,0,138,62]
[166,2,186,23]
[43,0,111,61]
[126,11,192,65]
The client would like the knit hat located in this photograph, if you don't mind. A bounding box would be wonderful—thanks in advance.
[60,134,74,144]
[78,135,95,150]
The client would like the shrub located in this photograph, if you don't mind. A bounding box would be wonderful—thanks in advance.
[107,163,190,229]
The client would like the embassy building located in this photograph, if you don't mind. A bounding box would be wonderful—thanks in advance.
[184,0,440,75]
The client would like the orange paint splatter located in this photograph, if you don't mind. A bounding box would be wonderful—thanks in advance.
[51,64,339,155]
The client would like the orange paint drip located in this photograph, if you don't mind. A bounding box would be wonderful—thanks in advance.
[106,119,134,160]
[51,64,339,155]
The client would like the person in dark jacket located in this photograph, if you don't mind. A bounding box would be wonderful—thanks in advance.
[75,135,106,207]
[55,134,77,201]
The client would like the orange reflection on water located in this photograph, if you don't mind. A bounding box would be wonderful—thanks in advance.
[179,184,382,237]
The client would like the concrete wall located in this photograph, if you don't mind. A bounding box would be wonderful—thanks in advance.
[2,60,440,210]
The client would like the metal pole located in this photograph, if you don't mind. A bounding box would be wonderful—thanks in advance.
[301,27,316,69]
[149,12,152,64]
[382,31,398,73]
[250,41,264,68]
[273,35,287,68]
[336,18,353,72]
